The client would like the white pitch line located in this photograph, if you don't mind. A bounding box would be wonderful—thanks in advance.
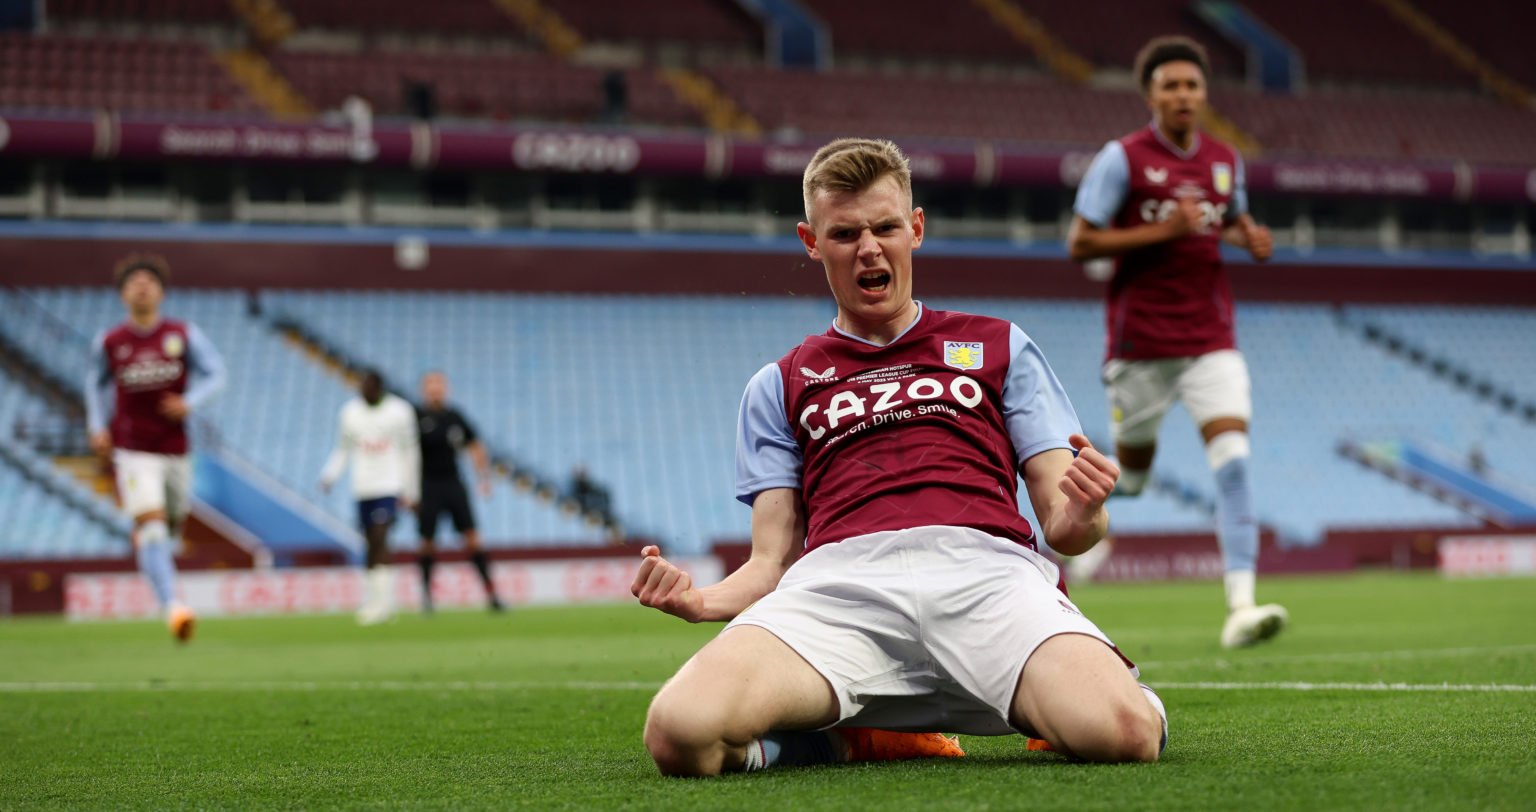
[1139,642,1536,670]
[0,680,661,693]
[1150,681,1536,693]
[1,679,1533,694]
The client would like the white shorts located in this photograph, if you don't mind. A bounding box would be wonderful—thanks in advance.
[726,526,1125,737]
[1103,349,1252,447]
[113,449,192,522]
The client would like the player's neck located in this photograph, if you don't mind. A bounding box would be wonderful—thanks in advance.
[127,309,160,331]
[1154,120,1198,153]
[835,301,920,346]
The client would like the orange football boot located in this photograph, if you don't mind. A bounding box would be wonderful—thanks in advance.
[168,604,196,644]
[834,728,965,762]
[1025,737,1056,752]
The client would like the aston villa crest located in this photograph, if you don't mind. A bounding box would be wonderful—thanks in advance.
[943,341,983,370]
[1212,162,1233,196]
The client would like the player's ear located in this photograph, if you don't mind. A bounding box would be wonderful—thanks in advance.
[910,207,925,250]
[797,221,821,261]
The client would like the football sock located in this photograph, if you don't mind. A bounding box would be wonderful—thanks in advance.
[1208,432,1259,608]
[417,554,435,609]
[367,566,394,612]
[470,550,497,601]
[135,519,177,609]
[1115,468,1149,496]
[741,731,840,772]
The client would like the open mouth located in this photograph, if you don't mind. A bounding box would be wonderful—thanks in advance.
[857,270,891,291]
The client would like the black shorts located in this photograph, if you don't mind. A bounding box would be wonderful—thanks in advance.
[418,478,475,541]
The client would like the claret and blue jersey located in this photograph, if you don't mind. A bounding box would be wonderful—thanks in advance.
[1075,123,1250,361]
[734,303,1082,552]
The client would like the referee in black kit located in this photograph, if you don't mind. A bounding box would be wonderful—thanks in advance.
[416,370,504,613]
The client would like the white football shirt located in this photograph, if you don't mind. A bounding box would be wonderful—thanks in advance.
[320,394,421,502]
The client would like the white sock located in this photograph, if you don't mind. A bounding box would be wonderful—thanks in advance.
[742,740,767,772]
[1224,569,1256,612]
[1116,468,1149,496]
[369,567,394,611]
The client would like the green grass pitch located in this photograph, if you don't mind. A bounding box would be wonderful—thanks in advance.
[2,572,1533,810]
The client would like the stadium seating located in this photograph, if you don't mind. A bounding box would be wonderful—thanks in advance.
[709,65,1145,144]
[4,288,606,552]
[796,0,1035,68]
[1411,0,1536,88]
[1214,87,1536,166]
[0,361,131,559]
[543,0,760,54]
[272,48,700,127]
[1014,0,1244,78]
[283,0,523,38]
[1238,0,1472,90]
[10,287,1526,555]
[0,32,259,116]
[262,291,1513,553]
[0,453,128,558]
[1343,305,1536,485]
[46,0,238,25]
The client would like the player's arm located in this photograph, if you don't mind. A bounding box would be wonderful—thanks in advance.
[1066,140,1196,262]
[399,403,421,507]
[460,414,493,496]
[1218,158,1272,261]
[633,362,804,622]
[319,408,352,493]
[1023,438,1117,557]
[84,331,114,456]
[632,487,804,623]
[174,323,228,417]
[1001,324,1115,555]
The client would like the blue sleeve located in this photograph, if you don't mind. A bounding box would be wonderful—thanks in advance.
[1230,154,1249,219]
[1072,141,1130,228]
[1001,324,1082,467]
[183,323,227,412]
[84,330,113,434]
[734,363,802,505]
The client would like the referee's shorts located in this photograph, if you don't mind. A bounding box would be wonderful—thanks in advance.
[417,477,476,541]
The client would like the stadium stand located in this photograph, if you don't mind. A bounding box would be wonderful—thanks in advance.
[1411,0,1536,88]
[796,0,1036,68]
[1013,0,1243,78]
[1214,87,1536,166]
[0,31,259,116]
[45,0,239,26]
[282,0,523,38]
[542,0,760,55]
[272,49,700,127]
[261,291,1512,552]
[1238,0,1473,90]
[710,65,1145,144]
[4,288,606,552]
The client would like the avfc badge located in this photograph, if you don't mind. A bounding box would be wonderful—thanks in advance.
[162,333,185,358]
[1212,162,1233,196]
[943,341,983,370]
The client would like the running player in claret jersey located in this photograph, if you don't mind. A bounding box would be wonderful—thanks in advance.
[321,370,420,625]
[631,138,1166,777]
[1067,35,1287,648]
[85,254,227,643]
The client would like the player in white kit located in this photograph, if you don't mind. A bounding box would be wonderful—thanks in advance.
[321,369,420,625]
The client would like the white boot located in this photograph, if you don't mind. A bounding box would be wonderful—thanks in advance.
[1220,603,1288,648]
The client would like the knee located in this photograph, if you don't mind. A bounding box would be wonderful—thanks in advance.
[1092,697,1164,763]
[643,692,729,777]
[1069,690,1161,761]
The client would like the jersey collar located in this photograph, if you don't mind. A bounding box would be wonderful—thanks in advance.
[1148,121,1200,160]
[830,301,925,347]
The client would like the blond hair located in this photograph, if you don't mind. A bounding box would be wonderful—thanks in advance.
[801,137,912,222]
